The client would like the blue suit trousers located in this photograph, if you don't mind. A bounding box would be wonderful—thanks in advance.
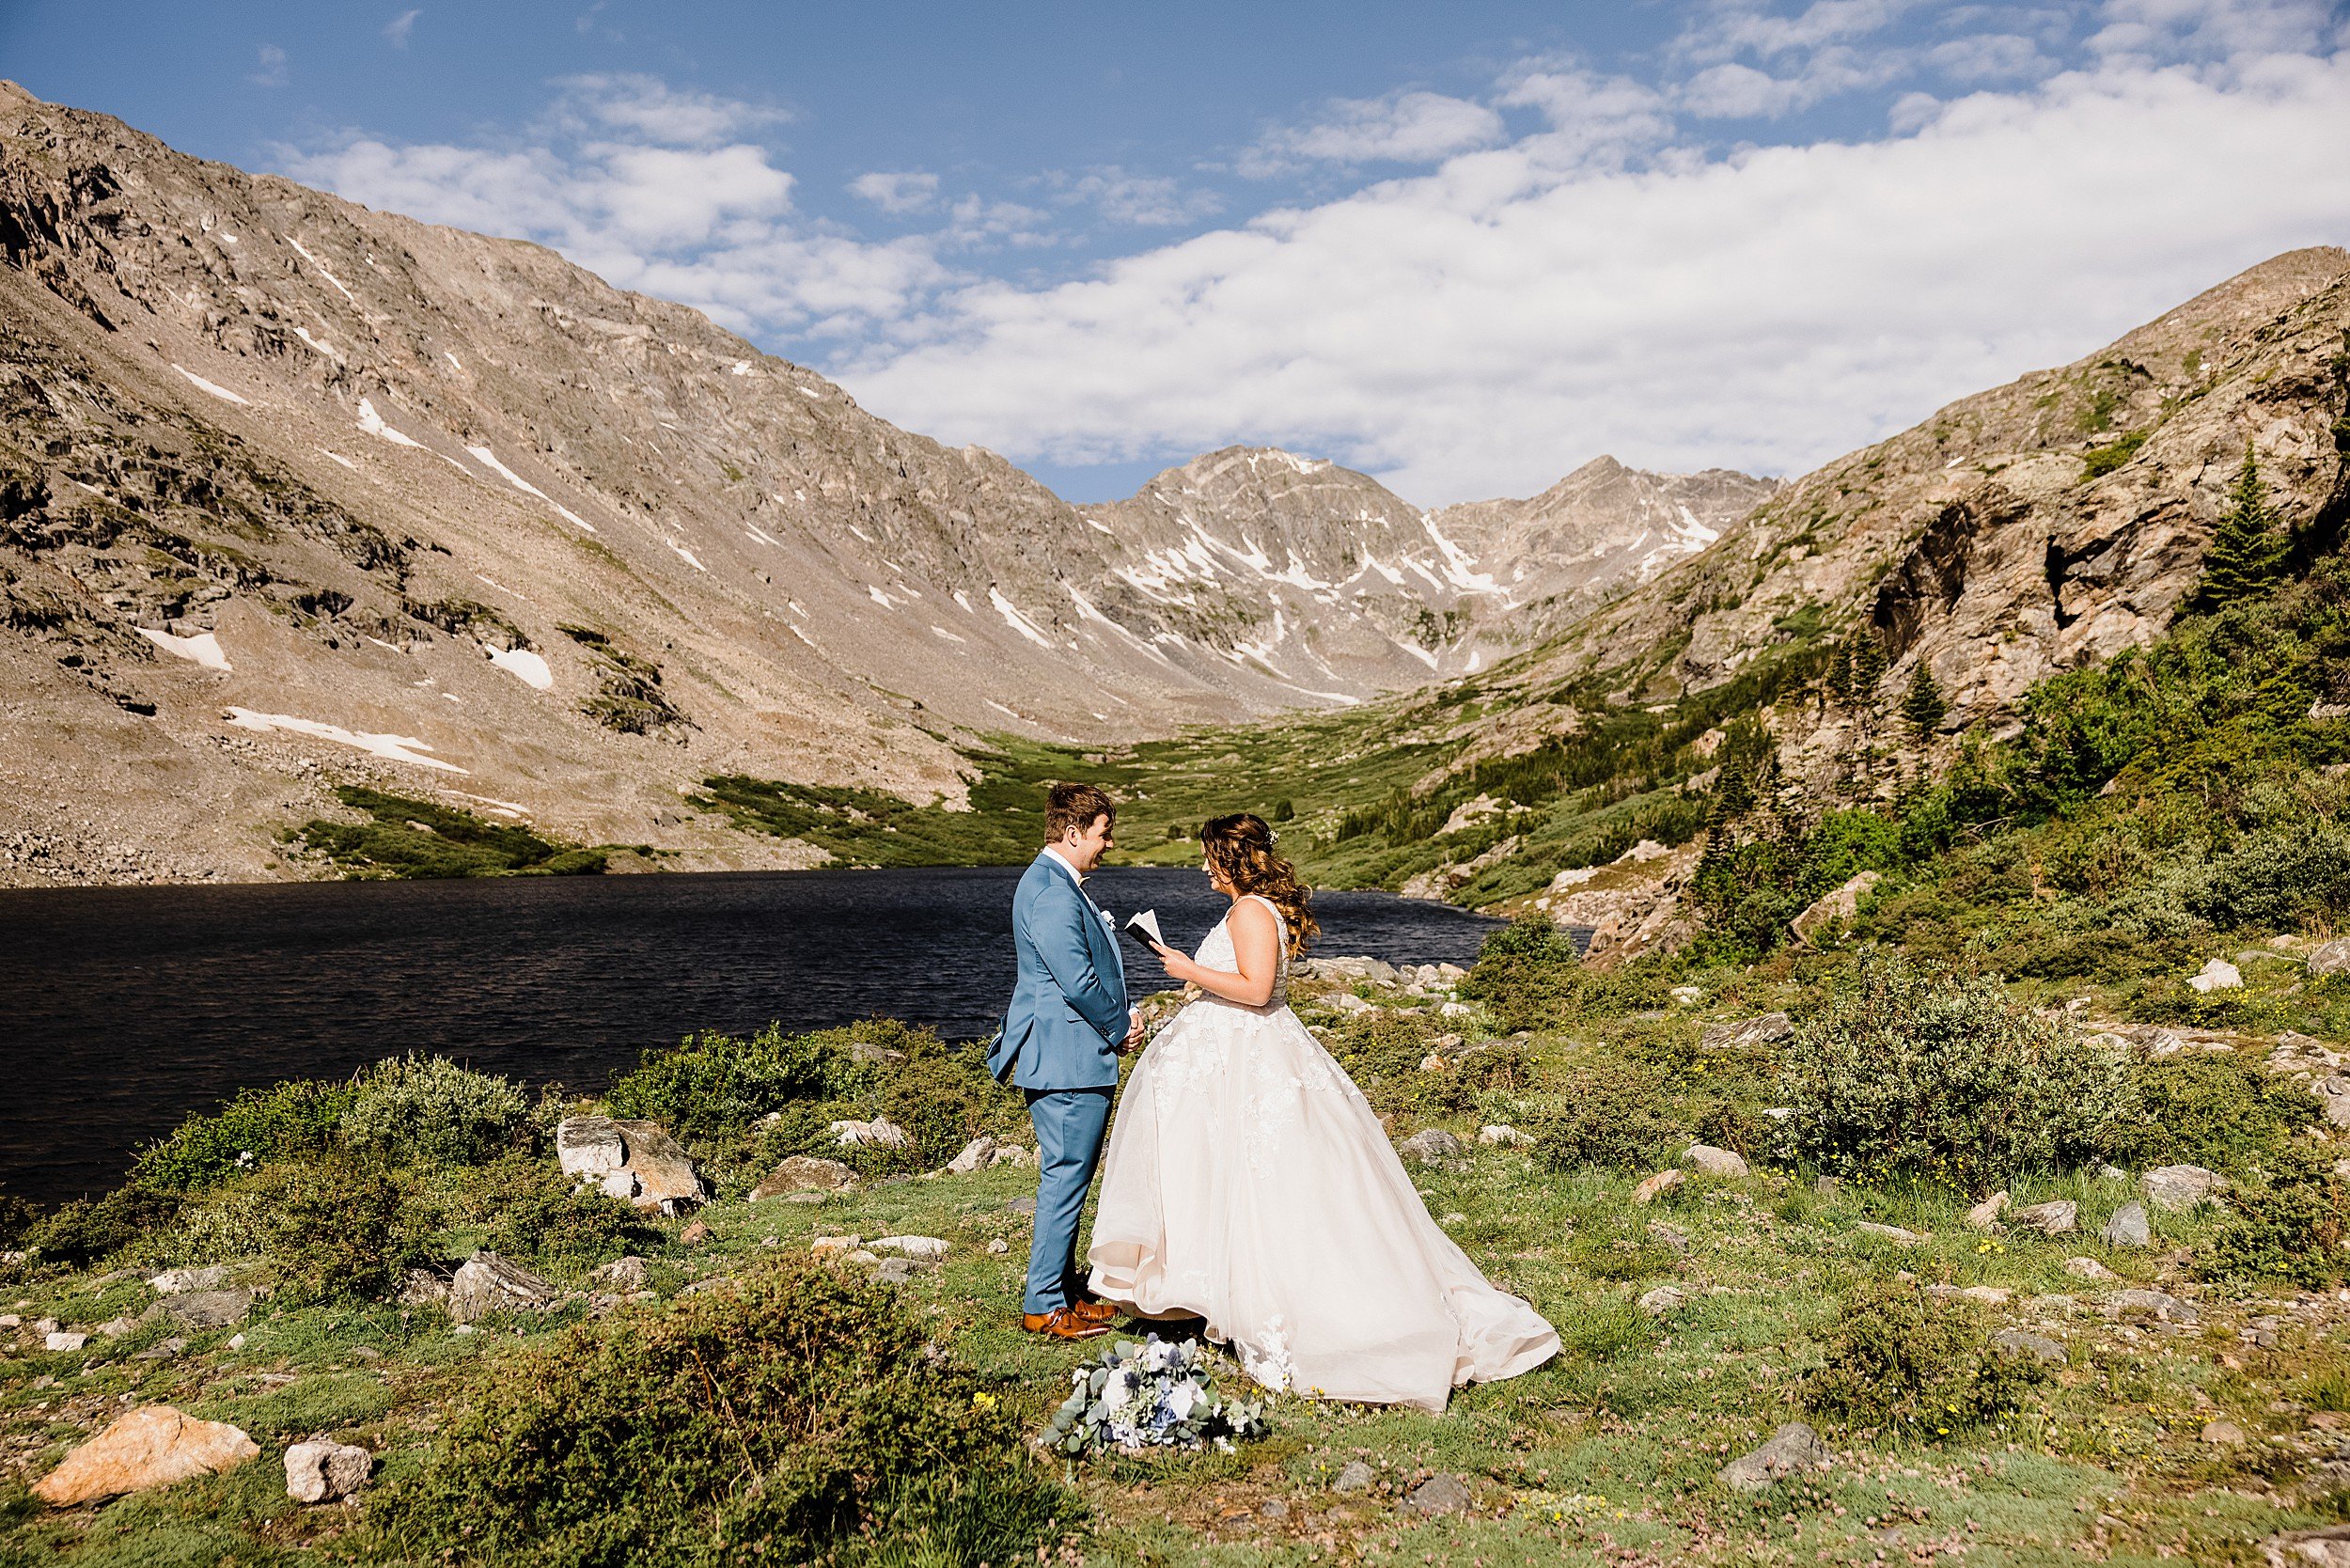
[1023,1085,1114,1315]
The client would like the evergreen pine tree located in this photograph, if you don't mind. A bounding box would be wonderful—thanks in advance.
[1901,663,1947,743]
[2193,442,2289,611]
[1849,635,1888,718]
[1711,754,1755,824]
[1828,640,1856,709]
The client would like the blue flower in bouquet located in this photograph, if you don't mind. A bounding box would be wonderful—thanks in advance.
[1040,1333,1271,1458]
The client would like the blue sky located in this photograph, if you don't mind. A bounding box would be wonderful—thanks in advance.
[7,1,2349,503]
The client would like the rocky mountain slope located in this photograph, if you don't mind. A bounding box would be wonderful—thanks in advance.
[1430,458,1778,646]
[1514,245,2350,740]
[0,83,1762,885]
[1087,448,1772,693]
[1354,244,2350,956]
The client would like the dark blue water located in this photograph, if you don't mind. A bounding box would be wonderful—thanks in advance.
[0,867,1498,1208]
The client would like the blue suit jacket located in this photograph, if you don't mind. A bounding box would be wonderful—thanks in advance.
[990,851,1129,1090]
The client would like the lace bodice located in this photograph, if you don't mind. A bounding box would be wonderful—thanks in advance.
[1193,894,1290,1010]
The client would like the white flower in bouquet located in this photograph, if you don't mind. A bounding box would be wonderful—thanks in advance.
[1040,1333,1272,1459]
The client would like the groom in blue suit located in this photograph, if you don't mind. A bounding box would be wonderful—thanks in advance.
[990,781,1140,1340]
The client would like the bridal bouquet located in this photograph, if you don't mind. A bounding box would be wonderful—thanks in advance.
[1040,1333,1270,1457]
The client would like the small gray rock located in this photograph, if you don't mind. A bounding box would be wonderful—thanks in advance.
[1638,1285,1687,1317]
[448,1251,559,1324]
[2188,958,2243,993]
[2107,1288,2198,1325]
[945,1136,998,1174]
[1478,1124,1533,1148]
[1855,1221,1927,1246]
[2310,937,2350,979]
[555,1115,629,1176]
[747,1155,856,1200]
[1648,1221,1691,1254]
[591,1256,649,1292]
[1718,1422,1831,1493]
[160,1289,254,1330]
[875,1257,920,1285]
[1964,1191,2009,1229]
[149,1265,232,1295]
[2144,1165,2221,1212]
[1683,1144,1750,1178]
[2009,1200,2077,1236]
[1992,1328,2068,1367]
[2102,1201,2153,1247]
[284,1440,371,1503]
[1700,1012,1795,1050]
[397,1268,451,1307]
[1333,1459,1376,1494]
[1399,1129,1464,1164]
[1402,1472,1474,1514]
[2064,1256,2119,1281]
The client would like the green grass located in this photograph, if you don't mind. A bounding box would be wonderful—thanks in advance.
[10,955,2350,1566]
[286,787,626,879]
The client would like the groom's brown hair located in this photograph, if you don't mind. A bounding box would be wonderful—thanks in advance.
[1045,781,1117,840]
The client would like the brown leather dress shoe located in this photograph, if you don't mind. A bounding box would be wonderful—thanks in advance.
[1021,1307,1109,1341]
[1067,1297,1120,1325]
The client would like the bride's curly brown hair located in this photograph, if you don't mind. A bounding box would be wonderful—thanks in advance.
[1199,812,1319,956]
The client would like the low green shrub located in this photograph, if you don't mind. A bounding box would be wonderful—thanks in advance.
[20,1185,180,1269]
[340,1055,531,1168]
[2107,1051,2320,1173]
[0,1183,32,1247]
[471,1155,660,1278]
[132,1078,357,1192]
[1535,1063,1684,1172]
[367,1259,1076,1567]
[606,1020,891,1144]
[2200,1141,2350,1289]
[1803,1278,2044,1438]
[1780,955,2131,1189]
[249,1154,431,1306]
[2192,822,2350,930]
[290,786,607,879]
[870,1037,1026,1170]
[1319,1011,1530,1118]
[1457,916,1577,1031]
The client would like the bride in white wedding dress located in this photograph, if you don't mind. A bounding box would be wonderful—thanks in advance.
[1087,812,1559,1412]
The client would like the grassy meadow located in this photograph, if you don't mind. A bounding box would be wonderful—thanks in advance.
[8,934,2350,1565]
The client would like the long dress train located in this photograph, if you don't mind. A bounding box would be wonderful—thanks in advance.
[1087,894,1559,1412]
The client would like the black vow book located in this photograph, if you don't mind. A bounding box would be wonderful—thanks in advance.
[1121,909,1166,951]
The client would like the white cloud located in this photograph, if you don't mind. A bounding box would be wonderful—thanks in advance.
[281,85,932,337]
[850,170,941,213]
[1927,32,2056,82]
[1677,0,1915,62]
[846,46,2350,503]
[554,73,791,145]
[384,8,420,48]
[249,43,289,88]
[1241,89,1505,176]
[1049,167,1224,227]
[1679,47,1904,117]
[940,195,1055,249]
[2089,0,2338,61]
